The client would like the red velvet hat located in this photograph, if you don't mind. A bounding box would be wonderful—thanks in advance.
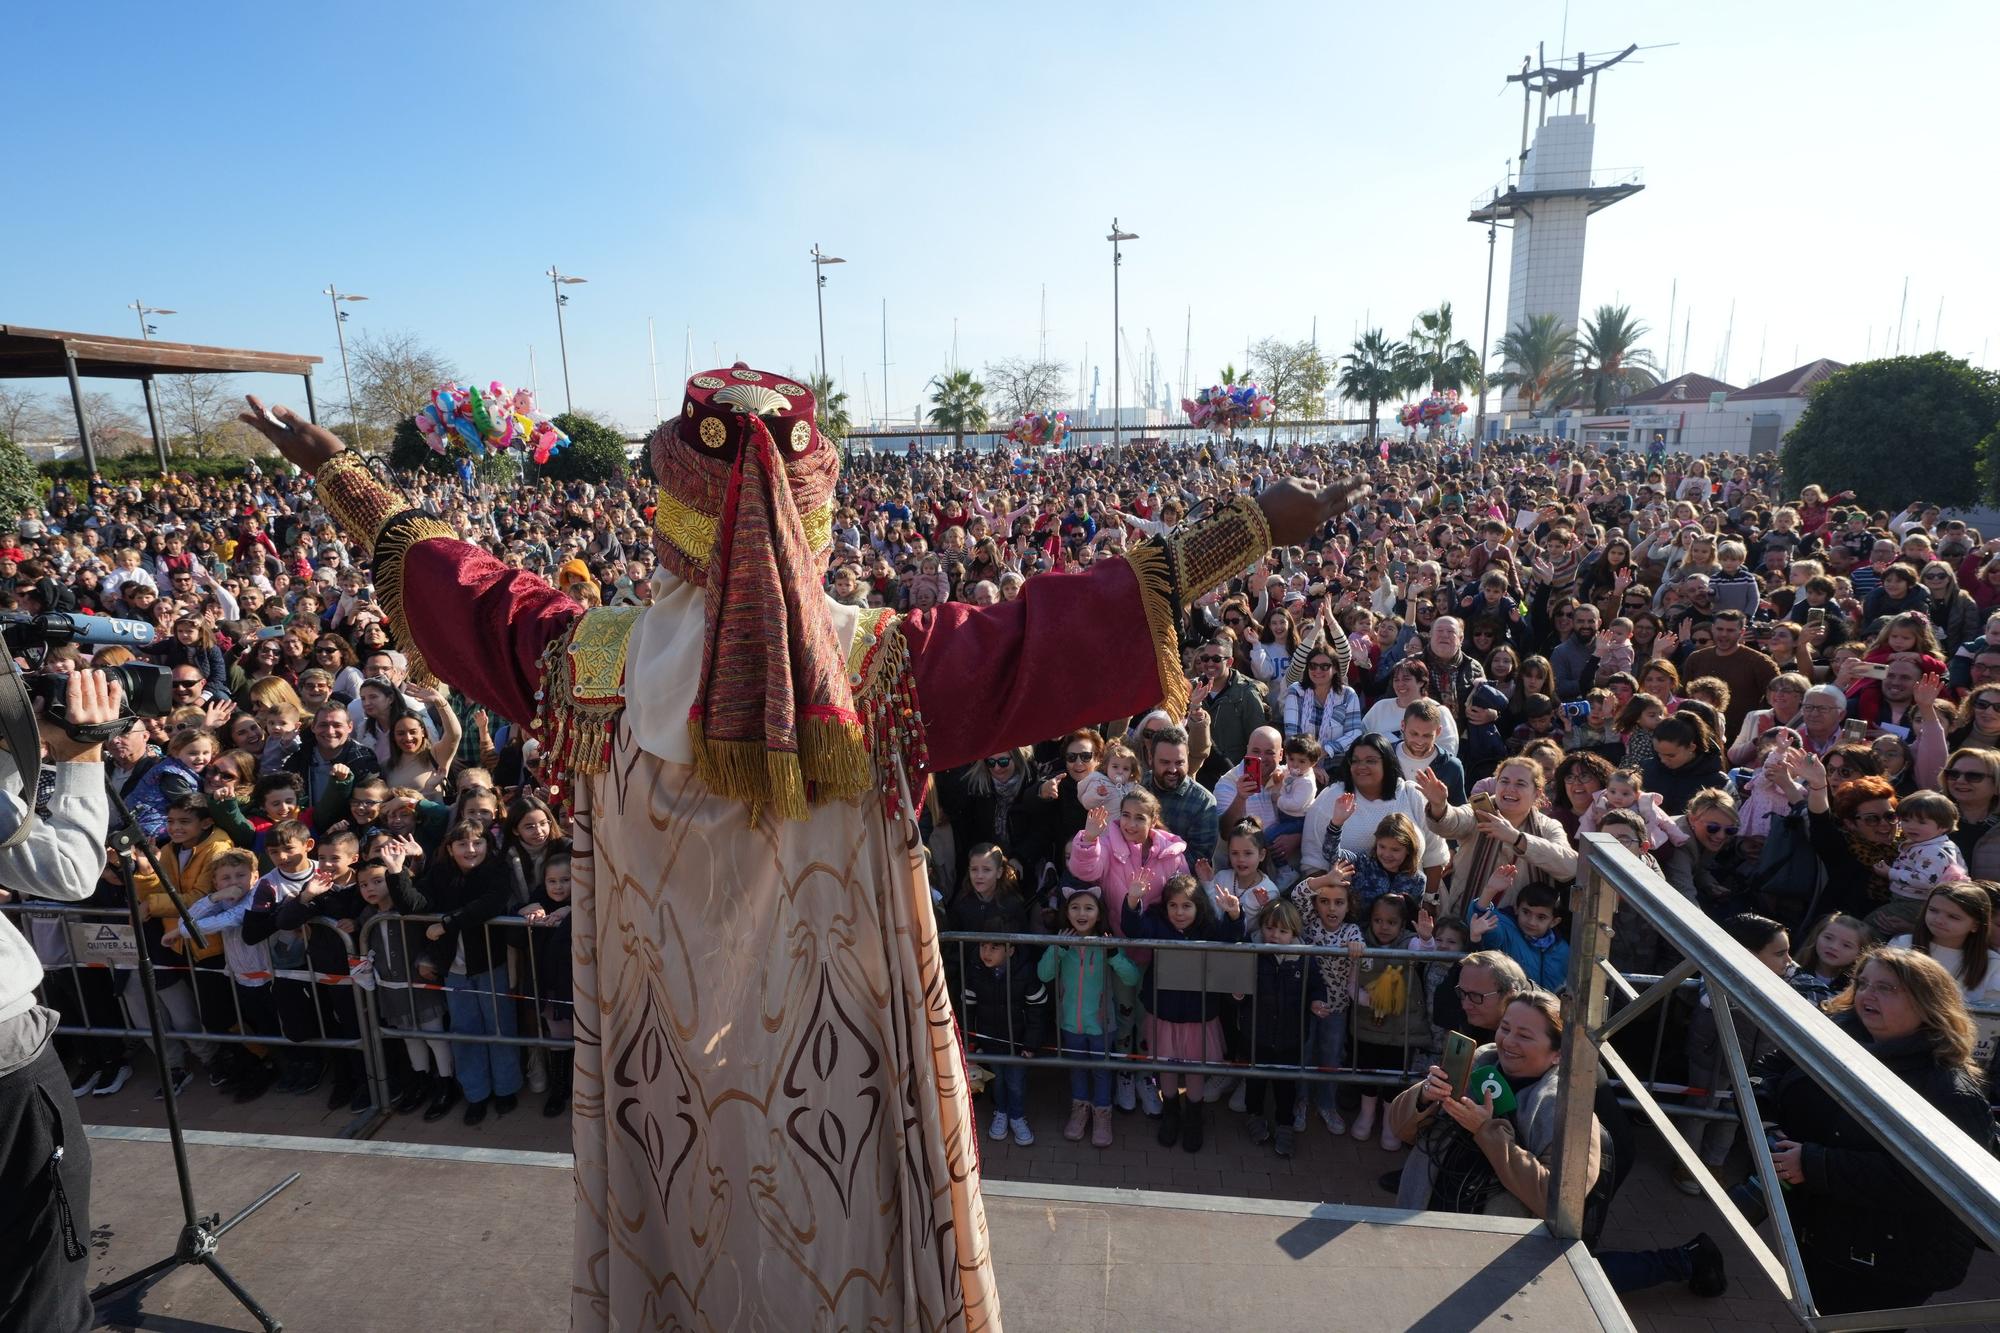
[673,364,824,462]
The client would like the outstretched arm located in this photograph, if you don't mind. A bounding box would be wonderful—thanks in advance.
[903,484,1365,772]
[238,397,581,725]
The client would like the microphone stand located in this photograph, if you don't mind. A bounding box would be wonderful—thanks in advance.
[88,783,290,1332]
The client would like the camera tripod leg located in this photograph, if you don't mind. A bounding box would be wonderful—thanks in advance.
[214,1171,301,1238]
[202,1252,284,1332]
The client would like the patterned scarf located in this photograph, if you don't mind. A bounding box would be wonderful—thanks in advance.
[649,411,866,822]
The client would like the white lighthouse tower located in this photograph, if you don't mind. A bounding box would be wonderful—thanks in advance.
[1472,47,1645,420]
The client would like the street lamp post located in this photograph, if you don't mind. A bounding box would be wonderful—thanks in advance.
[1107,220,1137,449]
[547,266,588,413]
[810,244,845,391]
[323,286,368,444]
[128,301,176,340]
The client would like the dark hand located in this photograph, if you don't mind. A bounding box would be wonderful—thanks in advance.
[1258,478,1370,548]
[238,395,348,474]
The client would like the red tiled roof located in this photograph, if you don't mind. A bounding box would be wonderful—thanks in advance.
[1621,373,1738,406]
[1729,358,1846,401]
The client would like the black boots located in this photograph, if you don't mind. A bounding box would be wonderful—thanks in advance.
[1156,1092,1182,1148]
[422,1076,462,1122]
[1181,1101,1204,1154]
[393,1070,434,1114]
[544,1050,573,1118]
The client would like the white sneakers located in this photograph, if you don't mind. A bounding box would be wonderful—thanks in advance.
[1114,1074,1137,1112]
[989,1109,1010,1141]
[1319,1105,1347,1136]
[1228,1081,1249,1114]
[1136,1077,1163,1117]
[1010,1117,1034,1146]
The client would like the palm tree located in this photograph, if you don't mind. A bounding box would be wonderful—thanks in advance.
[925,369,988,450]
[1492,314,1578,417]
[1568,304,1662,413]
[806,371,851,443]
[1404,302,1483,396]
[1339,329,1408,441]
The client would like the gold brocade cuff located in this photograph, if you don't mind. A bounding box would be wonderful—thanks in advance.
[371,510,458,686]
[1123,543,1189,728]
[1165,494,1272,604]
[314,453,408,551]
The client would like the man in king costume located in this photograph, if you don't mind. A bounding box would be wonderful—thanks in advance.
[241,369,1361,1331]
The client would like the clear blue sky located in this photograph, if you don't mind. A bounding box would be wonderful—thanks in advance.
[8,0,1996,432]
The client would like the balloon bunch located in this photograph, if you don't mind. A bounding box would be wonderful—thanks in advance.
[413,381,570,465]
[1397,390,1470,429]
[1180,383,1274,430]
[1007,409,1070,449]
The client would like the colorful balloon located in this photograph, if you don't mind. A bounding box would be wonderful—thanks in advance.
[415,380,570,462]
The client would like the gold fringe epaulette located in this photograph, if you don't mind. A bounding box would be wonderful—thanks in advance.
[371,511,458,686]
[847,608,930,821]
[1123,541,1189,725]
[528,606,642,813]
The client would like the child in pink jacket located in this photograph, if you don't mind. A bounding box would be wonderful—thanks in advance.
[1066,788,1189,929]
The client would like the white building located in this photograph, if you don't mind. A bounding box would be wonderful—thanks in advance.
[1567,360,1845,455]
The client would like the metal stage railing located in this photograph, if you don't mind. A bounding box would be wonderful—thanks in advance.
[1550,833,2000,1332]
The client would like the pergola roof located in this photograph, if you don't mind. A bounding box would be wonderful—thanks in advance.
[0,324,321,382]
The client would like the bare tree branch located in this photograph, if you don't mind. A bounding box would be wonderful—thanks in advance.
[157,372,239,458]
[348,329,458,433]
[0,386,57,444]
[982,356,1070,423]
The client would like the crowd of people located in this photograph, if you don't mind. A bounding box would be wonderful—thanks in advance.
[4,429,1998,1318]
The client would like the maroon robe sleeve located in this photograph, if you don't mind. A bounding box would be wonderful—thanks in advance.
[898,552,1182,774]
[398,537,582,725]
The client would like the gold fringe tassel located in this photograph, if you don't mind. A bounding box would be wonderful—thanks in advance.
[1123,542,1188,724]
[372,514,458,687]
[688,713,872,826]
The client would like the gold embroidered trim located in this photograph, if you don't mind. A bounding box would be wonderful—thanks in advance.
[1123,542,1189,725]
[1167,494,1272,603]
[371,512,457,686]
[567,606,643,705]
[527,607,641,815]
[653,489,832,561]
[847,614,930,822]
[315,453,405,551]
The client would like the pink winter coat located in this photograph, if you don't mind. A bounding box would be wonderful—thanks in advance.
[1066,825,1189,932]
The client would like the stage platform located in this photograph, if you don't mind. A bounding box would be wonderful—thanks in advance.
[83,1126,1627,1331]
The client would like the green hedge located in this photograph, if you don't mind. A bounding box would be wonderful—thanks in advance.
[37,454,272,483]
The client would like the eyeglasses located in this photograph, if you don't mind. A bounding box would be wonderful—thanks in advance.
[172,679,202,691]
[1923,572,1949,582]
[1854,810,1900,826]
[1946,769,1992,782]
[1197,654,1226,664]
[1700,821,1738,836]
[1850,977,1906,998]
[985,756,1014,767]
[1308,661,1335,672]
[1064,751,1095,764]
[1974,699,2000,713]
[1455,987,1499,1004]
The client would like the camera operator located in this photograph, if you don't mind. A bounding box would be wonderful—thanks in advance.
[0,670,123,1333]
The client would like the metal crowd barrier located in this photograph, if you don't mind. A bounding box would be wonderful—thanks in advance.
[2,900,388,1133]
[1552,833,2000,1332]
[939,929,1740,1119]
[354,911,576,1054]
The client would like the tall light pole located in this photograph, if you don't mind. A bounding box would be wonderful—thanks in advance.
[811,244,845,389]
[128,301,176,340]
[323,286,368,443]
[547,266,587,413]
[1107,219,1137,448]
[1473,183,1500,447]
